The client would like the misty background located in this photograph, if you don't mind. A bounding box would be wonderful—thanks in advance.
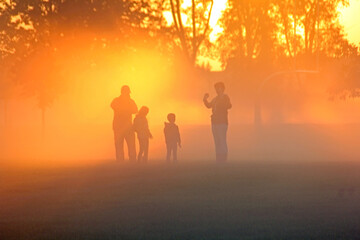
[1,0,360,165]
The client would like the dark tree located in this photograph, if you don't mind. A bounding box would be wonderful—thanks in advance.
[164,0,214,66]
[1,0,163,133]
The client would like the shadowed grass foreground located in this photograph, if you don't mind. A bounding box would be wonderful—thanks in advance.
[1,161,360,239]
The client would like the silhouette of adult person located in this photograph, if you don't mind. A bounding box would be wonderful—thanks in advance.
[203,82,232,162]
[111,85,138,162]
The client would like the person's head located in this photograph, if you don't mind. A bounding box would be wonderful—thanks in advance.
[214,82,225,95]
[167,113,176,123]
[121,85,131,96]
[138,106,149,117]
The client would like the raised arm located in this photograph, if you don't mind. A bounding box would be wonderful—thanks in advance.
[203,93,212,109]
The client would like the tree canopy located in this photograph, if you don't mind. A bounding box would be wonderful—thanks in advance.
[0,0,359,111]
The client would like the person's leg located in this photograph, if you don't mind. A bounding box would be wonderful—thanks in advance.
[166,144,171,162]
[125,130,137,162]
[143,138,149,162]
[212,124,221,161]
[173,144,178,162]
[114,130,125,161]
[218,124,228,162]
[138,138,143,162]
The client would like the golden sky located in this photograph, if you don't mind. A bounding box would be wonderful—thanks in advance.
[339,0,360,45]
[192,0,360,70]
[192,0,360,45]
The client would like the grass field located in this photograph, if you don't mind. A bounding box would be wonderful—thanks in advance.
[1,161,360,239]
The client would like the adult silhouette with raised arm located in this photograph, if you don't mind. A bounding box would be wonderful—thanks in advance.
[111,85,138,162]
[203,82,232,162]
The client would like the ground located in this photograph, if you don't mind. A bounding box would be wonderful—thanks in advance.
[1,161,360,239]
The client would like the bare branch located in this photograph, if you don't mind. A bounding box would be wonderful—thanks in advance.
[169,0,180,32]
[195,0,213,51]
[191,0,196,61]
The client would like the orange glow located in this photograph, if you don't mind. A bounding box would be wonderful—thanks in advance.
[0,34,214,165]
[1,0,360,167]
[339,0,360,45]
[163,0,227,43]
[165,0,360,45]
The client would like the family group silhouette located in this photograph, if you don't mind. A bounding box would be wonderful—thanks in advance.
[111,83,231,162]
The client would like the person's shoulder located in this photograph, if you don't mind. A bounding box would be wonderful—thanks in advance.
[111,97,121,107]
[112,96,120,102]
[170,123,179,130]
[223,94,230,100]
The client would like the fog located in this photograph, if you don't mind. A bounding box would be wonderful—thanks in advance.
[1,38,360,167]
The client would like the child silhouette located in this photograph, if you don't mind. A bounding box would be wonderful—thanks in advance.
[133,106,152,162]
[164,113,181,162]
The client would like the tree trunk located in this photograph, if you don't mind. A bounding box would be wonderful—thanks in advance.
[170,0,213,66]
[293,12,297,70]
[316,0,320,70]
[191,0,197,63]
[171,0,190,62]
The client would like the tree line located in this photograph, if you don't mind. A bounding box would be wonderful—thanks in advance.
[0,0,359,126]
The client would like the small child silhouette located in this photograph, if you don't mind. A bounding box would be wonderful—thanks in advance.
[164,113,181,162]
[133,106,152,162]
